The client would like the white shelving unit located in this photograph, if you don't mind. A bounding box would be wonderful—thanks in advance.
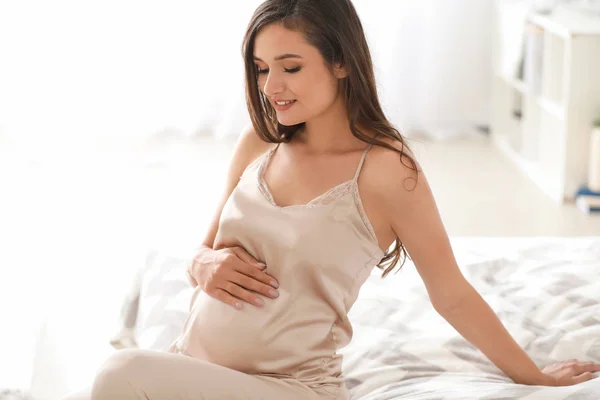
[491,5,600,203]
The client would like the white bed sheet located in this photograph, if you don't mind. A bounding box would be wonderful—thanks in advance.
[341,237,600,399]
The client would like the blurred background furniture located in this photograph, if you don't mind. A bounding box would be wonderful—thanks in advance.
[492,3,600,202]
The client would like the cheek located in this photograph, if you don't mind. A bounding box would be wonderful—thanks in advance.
[298,74,338,109]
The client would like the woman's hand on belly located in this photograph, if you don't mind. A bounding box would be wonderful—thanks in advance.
[184,287,294,373]
[189,245,280,310]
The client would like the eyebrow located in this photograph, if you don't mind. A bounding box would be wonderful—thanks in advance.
[253,54,303,62]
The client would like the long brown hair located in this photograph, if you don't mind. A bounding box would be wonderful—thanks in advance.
[241,0,419,277]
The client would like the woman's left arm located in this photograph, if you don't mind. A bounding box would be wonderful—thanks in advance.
[373,147,600,386]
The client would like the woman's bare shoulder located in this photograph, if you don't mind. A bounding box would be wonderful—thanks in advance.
[230,124,277,173]
[367,136,419,177]
[360,135,422,215]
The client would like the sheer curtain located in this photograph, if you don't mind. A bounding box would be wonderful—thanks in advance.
[356,0,493,139]
[0,0,492,146]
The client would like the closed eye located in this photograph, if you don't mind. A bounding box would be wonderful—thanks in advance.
[256,67,301,75]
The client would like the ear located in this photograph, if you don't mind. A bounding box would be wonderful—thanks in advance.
[333,63,349,79]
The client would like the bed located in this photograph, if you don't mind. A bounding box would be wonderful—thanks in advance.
[113,237,600,399]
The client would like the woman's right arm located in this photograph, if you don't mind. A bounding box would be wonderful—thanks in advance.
[187,125,280,310]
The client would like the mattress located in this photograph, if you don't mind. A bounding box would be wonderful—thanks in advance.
[341,237,600,399]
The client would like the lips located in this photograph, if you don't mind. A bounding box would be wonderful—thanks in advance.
[272,99,296,111]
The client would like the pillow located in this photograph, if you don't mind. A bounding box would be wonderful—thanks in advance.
[0,390,35,400]
[108,259,144,350]
[133,251,194,351]
[109,250,194,351]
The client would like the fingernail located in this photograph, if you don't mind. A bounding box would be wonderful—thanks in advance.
[257,262,266,267]
[254,297,265,307]
[235,302,243,310]
[271,280,279,288]
[269,289,279,298]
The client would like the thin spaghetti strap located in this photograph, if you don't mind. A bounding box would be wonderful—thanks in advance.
[268,142,281,155]
[248,142,279,174]
[353,144,373,182]
[260,142,280,171]
[264,142,281,168]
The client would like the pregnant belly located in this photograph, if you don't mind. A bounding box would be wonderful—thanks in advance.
[179,287,327,375]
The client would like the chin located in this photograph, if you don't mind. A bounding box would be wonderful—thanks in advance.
[277,116,305,127]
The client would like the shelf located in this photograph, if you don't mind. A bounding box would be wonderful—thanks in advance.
[537,96,565,120]
[529,7,600,38]
[497,74,565,120]
[492,3,600,204]
[499,74,527,94]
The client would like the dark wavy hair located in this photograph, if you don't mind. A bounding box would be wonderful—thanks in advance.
[241,0,419,277]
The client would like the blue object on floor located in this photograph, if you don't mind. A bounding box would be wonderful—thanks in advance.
[575,186,600,197]
[575,186,600,213]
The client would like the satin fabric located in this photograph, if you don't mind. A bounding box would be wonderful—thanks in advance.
[171,143,384,398]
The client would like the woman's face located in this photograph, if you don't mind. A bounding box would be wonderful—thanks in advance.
[253,23,345,127]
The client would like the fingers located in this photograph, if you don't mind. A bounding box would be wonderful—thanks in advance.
[572,372,596,385]
[216,268,279,308]
[572,362,600,376]
[237,262,279,289]
[213,288,245,310]
[227,248,279,288]
[542,360,600,386]
[222,281,268,308]
[226,249,279,289]
[214,246,280,309]
[232,272,280,300]
[231,246,267,270]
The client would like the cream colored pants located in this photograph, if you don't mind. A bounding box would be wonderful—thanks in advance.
[61,349,340,400]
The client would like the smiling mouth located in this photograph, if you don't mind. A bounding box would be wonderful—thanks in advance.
[274,100,296,106]
[272,100,297,111]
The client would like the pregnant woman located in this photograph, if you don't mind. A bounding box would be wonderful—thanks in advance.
[63,0,599,399]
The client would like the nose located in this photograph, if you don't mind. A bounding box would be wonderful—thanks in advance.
[262,71,285,97]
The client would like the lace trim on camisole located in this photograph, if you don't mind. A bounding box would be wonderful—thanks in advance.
[256,143,378,243]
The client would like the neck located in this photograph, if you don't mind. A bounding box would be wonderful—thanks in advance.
[295,97,359,154]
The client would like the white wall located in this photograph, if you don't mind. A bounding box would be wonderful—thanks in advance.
[0,0,494,147]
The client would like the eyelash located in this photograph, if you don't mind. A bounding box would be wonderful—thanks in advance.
[256,67,301,75]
